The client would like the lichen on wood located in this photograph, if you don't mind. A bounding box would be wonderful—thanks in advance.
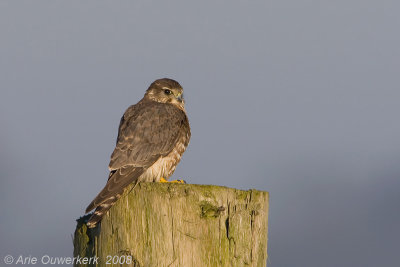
[74,183,269,267]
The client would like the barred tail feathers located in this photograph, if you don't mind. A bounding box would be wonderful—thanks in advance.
[85,166,144,228]
[86,195,120,228]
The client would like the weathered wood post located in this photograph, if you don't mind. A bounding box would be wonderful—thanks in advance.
[74,183,269,267]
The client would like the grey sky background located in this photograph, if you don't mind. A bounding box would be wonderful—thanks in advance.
[1,1,399,266]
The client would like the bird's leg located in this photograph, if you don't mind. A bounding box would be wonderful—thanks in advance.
[159,177,186,184]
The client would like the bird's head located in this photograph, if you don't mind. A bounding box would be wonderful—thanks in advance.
[145,78,185,109]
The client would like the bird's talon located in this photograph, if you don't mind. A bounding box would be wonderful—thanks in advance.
[159,178,186,184]
[171,179,186,184]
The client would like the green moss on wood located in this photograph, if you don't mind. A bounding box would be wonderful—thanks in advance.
[199,200,225,218]
[74,183,269,267]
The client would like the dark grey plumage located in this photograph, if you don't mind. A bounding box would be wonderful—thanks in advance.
[85,78,190,228]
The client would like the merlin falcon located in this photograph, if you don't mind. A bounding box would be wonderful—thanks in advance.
[85,78,191,228]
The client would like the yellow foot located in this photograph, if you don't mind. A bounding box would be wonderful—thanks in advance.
[159,177,186,184]
[159,177,168,183]
[170,179,186,184]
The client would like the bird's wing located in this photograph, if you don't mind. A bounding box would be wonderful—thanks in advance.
[108,100,189,170]
[85,101,189,213]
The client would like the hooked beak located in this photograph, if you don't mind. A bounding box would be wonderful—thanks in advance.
[176,93,183,103]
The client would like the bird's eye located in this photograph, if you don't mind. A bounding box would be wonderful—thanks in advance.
[164,89,172,95]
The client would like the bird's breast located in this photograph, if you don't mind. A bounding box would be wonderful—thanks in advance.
[138,140,187,182]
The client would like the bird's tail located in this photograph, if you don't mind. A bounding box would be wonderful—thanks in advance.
[86,195,121,228]
[85,166,144,228]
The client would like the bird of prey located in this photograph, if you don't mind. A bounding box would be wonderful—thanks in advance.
[85,78,191,228]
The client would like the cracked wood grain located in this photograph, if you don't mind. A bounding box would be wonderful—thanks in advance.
[74,183,269,267]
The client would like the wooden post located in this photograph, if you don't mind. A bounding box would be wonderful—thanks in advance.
[74,183,269,267]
